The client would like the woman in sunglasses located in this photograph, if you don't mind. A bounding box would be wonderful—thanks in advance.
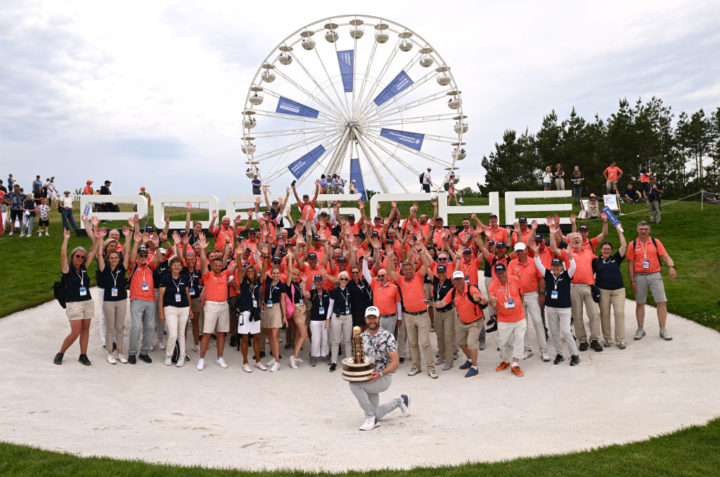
[54,227,102,365]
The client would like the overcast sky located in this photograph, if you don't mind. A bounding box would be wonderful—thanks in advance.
[2,0,719,200]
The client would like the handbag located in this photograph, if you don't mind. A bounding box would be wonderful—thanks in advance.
[285,283,296,319]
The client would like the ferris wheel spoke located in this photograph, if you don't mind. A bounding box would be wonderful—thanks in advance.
[253,130,340,162]
[312,48,350,119]
[353,39,378,115]
[252,125,342,138]
[371,113,458,127]
[364,129,453,168]
[360,68,435,118]
[364,90,448,123]
[270,68,345,122]
[256,88,339,122]
[291,133,347,188]
[359,133,422,176]
[287,49,348,120]
[355,133,409,193]
[359,51,422,117]
[365,128,458,144]
[355,37,402,114]
[324,127,352,177]
[252,109,339,127]
[354,133,389,193]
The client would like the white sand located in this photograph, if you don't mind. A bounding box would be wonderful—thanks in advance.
[1,289,719,472]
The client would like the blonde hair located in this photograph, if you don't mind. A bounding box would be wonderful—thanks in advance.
[338,271,350,280]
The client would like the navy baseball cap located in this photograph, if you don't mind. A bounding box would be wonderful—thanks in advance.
[518,216,527,222]
[534,234,544,241]
[312,234,321,240]
[308,252,318,259]
[313,274,323,281]
[579,225,589,231]
[137,246,148,254]
[494,263,507,273]
[437,265,447,273]
[489,214,498,219]
[551,258,563,266]
[495,241,507,248]
[463,248,472,254]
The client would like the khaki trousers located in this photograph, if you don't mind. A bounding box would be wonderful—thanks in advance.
[522,291,548,353]
[599,287,626,342]
[405,311,435,371]
[434,309,455,364]
[570,284,601,343]
[497,319,527,363]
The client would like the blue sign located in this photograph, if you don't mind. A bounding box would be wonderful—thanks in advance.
[350,158,366,200]
[276,97,320,118]
[337,50,354,93]
[288,145,326,179]
[380,128,424,151]
[373,70,413,106]
[602,206,623,231]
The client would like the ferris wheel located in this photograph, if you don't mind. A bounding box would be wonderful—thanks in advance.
[242,14,467,195]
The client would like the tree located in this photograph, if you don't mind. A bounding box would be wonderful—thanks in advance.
[480,129,539,194]
[676,109,712,192]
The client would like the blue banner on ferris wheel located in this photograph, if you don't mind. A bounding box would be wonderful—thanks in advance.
[337,50,354,93]
[373,70,413,106]
[349,158,366,200]
[288,145,326,179]
[379,128,424,151]
[276,97,320,118]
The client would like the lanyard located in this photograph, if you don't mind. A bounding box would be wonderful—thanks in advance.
[435,280,449,301]
[269,281,280,300]
[638,239,650,260]
[110,268,121,288]
[75,269,85,285]
[171,275,182,294]
[339,287,349,308]
[552,273,561,290]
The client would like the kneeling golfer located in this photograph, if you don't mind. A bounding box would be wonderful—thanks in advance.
[349,306,410,431]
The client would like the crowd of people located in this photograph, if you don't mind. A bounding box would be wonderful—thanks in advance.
[54,178,678,386]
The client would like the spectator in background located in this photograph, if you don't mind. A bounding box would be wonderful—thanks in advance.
[5,184,25,235]
[138,186,151,206]
[251,175,262,195]
[702,185,719,205]
[36,197,50,236]
[579,193,601,219]
[640,163,650,186]
[570,166,585,205]
[83,180,94,195]
[623,183,640,203]
[422,168,432,193]
[20,193,36,237]
[0,179,6,194]
[7,173,16,189]
[46,177,59,206]
[603,161,623,193]
[32,175,43,198]
[60,190,80,234]
[447,174,459,206]
[100,180,114,213]
[553,164,565,190]
[349,180,357,194]
[320,174,328,193]
[644,175,663,224]
[541,166,553,191]
[608,183,621,203]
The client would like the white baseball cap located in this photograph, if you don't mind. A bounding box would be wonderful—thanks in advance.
[514,242,527,251]
[452,271,465,280]
[365,306,380,317]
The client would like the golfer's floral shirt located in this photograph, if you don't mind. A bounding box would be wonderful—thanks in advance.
[361,328,398,373]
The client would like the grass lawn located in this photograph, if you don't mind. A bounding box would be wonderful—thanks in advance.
[0,195,719,476]
[1,418,719,476]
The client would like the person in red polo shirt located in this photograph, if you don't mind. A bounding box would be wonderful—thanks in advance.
[196,233,237,370]
[127,228,161,364]
[362,261,403,335]
[627,221,677,341]
[433,271,487,378]
[488,263,526,377]
[388,240,438,379]
[508,242,549,362]
[603,161,623,194]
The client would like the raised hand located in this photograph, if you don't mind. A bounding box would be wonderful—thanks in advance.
[142,232,150,244]
[198,233,207,249]
[530,219,538,230]
[212,210,218,219]
[570,214,576,224]
[600,212,608,222]
[172,231,181,244]
[63,228,71,240]
[186,202,192,210]
[133,227,141,242]
[91,216,99,227]
[164,215,170,224]
[255,196,262,206]
[122,226,131,238]
[432,198,438,207]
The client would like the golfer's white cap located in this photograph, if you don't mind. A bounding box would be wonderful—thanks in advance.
[365,306,380,318]
[452,271,465,280]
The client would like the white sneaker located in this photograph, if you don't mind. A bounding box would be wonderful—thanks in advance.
[197,358,205,370]
[242,363,252,373]
[176,356,185,367]
[523,350,533,360]
[106,354,117,365]
[45,231,49,236]
[193,344,200,353]
[296,357,304,363]
[541,352,550,362]
[118,354,128,364]
[38,232,42,237]
[359,416,379,431]
[217,357,228,368]
[19,233,24,238]
[158,341,166,350]
[255,361,268,371]
[270,361,279,372]
[399,394,411,417]
[289,356,298,369]
[267,357,277,367]
[164,357,172,366]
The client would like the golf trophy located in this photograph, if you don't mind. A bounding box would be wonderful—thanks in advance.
[341,326,374,382]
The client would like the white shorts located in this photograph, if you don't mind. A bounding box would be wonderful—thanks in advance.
[237,310,261,335]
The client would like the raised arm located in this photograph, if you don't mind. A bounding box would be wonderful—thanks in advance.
[199,233,208,271]
[184,202,192,234]
[617,226,627,257]
[122,226,132,269]
[86,227,103,268]
[594,213,609,243]
[60,229,70,273]
[208,209,218,234]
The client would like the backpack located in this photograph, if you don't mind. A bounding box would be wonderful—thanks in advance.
[630,237,662,267]
[418,172,424,184]
[443,181,450,191]
[53,277,68,309]
[451,286,487,319]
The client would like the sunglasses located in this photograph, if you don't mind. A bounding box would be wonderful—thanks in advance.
[377,274,386,278]
[438,257,448,261]
[74,255,86,259]
[339,278,349,281]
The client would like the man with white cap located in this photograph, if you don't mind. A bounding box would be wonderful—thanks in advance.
[508,242,550,362]
[349,306,410,431]
[432,271,487,377]
[487,263,527,377]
